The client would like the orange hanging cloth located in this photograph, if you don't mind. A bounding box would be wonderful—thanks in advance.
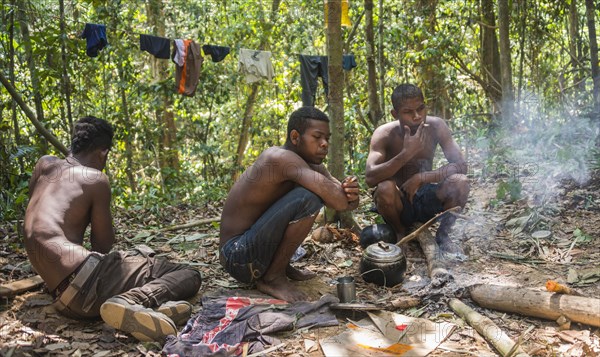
[324,0,352,28]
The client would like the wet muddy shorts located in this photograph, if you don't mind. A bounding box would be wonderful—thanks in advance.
[220,187,323,284]
[399,183,444,226]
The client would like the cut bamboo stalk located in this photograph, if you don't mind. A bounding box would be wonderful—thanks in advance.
[449,298,530,357]
[0,275,44,297]
[470,284,600,327]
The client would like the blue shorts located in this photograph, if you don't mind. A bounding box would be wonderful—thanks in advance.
[399,183,444,226]
[220,187,323,283]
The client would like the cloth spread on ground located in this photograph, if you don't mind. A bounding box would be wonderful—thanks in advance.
[80,23,107,57]
[162,294,339,356]
[238,48,274,83]
[140,34,171,59]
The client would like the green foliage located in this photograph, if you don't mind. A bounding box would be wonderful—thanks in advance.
[496,178,523,203]
[573,228,593,244]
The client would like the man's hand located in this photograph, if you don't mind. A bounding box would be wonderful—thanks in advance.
[342,175,359,203]
[402,124,427,159]
[400,174,422,204]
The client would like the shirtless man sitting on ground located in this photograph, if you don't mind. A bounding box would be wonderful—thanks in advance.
[24,116,202,342]
[365,83,469,257]
[219,106,359,302]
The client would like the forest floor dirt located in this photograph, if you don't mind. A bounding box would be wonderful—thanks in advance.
[1,169,599,356]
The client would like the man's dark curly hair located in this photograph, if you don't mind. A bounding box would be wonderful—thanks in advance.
[391,83,424,110]
[70,116,114,154]
[286,106,329,143]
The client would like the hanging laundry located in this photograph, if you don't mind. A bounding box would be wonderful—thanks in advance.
[140,34,171,59]
[202,45,231,63]
[324,0,352,28]
[238,48,274,83]
[299,55,329,107]
[162,294,338,357]
[343,54,357,71]
[172,39,186,66]
[172,40,203,97]
[80,23,107,58]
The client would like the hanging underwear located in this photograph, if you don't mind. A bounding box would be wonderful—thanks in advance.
[140,34,171,59]
[299,55,329,107]
[238,49,274,83]
[343,54,357,70]
[80,23,107,58]
[202,45,231,62]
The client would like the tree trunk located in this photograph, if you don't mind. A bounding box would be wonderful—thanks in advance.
[59,0,73,130]
[516,0,527,111]
[231,0,281,182]
[480,0,502,110]
[569,0,583,89]
[233,83,259,181]
[364,0,382,128]
[378,0,385,117]
[8,0,24,172]
[146,0,179,186]
[498,0,514,122]
[17,0,48,153]
[585,0,599,118]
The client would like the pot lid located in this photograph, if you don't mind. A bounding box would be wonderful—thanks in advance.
[363,242,404,262]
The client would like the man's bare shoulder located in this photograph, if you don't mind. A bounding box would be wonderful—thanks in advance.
[372,121,401,143]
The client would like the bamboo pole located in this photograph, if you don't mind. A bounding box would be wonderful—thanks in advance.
[470,284,600,327]
[449,298,530,357]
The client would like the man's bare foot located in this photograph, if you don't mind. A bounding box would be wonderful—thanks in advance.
[256,276,309,302]
[286,264,317,281]
[437,235,467,261]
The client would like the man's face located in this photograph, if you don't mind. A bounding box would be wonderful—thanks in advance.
[392,97,427,134]
[294,119,330,165]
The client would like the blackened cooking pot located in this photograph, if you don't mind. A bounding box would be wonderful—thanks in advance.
[360,241,406,287]
[359,224,396,248]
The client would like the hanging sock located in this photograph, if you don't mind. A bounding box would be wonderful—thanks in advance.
[80,23,107,57]
[140,34,171,59]
[299,55,329,107]
[172,39,186,66]
[202,45,231,63]
[324,0,352,28]
[238,49,274,83]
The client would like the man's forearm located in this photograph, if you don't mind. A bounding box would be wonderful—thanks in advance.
[365,151,412,187]
[419,161,467,184]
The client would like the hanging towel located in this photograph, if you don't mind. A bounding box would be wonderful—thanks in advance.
[202,45,231,62]
[80,23,107,58]
[343,54,357,70]
[172,39,186,66]
[238,48,274,83]
[173,40,203,97]
[140,34,171,59]
[299,55,329,107]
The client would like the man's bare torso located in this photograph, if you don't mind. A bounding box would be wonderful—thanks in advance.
[24,156,103,291]
[379,116,440,187]
[219,147,306,247]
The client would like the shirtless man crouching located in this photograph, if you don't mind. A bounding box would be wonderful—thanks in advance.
[219,107,359,302]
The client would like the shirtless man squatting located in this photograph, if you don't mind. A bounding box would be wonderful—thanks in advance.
[219,106,359,302]
[365,83,470,257]
[24,116,202,342]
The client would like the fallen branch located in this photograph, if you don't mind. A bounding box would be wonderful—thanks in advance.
[396,206,461,246]
[470,284,600,327]
[449,298,530,357]
[0,275,44,297]
[416,228,452,286]
[159,217,220,232]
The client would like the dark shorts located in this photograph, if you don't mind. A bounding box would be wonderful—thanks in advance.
[220,187,323,284]
[399,183,444,226]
